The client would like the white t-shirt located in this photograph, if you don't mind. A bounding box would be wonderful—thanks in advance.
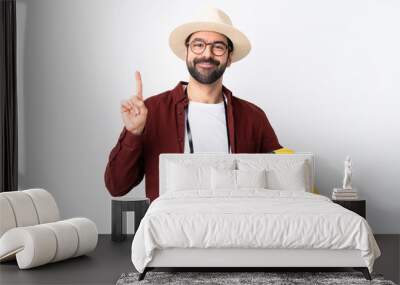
[183,95,230,153]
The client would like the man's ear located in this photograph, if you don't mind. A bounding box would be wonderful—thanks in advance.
[226,55,232,68]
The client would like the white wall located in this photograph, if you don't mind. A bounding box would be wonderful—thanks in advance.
[16,0,400,234]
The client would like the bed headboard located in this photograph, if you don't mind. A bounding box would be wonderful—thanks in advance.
[159,153,315,195]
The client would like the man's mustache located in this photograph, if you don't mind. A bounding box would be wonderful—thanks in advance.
[194,58,220,66]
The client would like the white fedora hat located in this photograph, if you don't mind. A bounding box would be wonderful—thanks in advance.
[169,7,251,63]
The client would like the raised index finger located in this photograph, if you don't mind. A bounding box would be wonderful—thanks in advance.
[135,71,143,99]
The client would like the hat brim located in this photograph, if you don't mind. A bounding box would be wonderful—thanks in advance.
[169,22,251,63]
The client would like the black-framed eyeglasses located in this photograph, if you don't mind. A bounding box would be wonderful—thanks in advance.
[186,39,231,56]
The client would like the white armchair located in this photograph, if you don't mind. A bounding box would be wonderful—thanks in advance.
[0,188,98,269]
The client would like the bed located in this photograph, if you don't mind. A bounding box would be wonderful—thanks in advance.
[130,153,381,281]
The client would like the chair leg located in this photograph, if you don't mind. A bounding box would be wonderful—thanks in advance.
[138,267,148,281]
[354,267,372,280]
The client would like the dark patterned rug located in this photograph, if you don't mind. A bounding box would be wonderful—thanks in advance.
[116,271,396,285]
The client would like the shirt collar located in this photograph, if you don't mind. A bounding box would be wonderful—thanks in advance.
[172,81,233,106]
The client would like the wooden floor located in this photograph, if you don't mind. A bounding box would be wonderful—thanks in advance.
[0,234,398,285]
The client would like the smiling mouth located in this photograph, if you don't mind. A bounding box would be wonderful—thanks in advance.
[197,63,216,69]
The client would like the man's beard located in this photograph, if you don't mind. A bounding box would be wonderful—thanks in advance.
[186,56,228,84]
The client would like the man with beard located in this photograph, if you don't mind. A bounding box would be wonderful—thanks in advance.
[104,7,286,202]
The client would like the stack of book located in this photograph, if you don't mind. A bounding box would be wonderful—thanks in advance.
[332,188,359,200]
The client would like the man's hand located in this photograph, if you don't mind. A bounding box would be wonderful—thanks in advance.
[120,71,148,135]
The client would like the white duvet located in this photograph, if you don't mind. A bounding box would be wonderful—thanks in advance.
[131,190,381,273]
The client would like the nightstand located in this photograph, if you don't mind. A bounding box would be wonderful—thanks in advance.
[332,199,366,219]
[111,197,150,242]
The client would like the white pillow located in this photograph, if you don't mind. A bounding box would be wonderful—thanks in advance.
[237,159,310,192]
[166,160,235,192]
[237,169,267,188]
[267,161,308,191]
[211,168,236,190]
[211,168,267,190]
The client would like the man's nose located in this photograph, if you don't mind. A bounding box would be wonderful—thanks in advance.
[202,44,213,57]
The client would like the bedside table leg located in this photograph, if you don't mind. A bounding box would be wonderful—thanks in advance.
[112,201,127,242]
